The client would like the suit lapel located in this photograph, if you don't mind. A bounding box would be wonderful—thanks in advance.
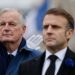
[33,52,45,75]
[30,48,75,75]
[57,48,75,75]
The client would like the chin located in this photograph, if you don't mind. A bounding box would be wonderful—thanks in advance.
[46,42,56,47]
[46,41,55,45]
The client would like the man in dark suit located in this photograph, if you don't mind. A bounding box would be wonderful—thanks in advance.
[18,8,75,75]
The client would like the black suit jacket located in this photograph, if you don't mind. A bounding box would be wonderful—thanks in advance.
[19,48,75,75]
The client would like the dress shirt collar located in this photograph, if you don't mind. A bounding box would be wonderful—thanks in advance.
[45,47,67,61]
[8,49,18,56]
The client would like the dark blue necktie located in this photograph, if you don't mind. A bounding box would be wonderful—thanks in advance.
[45,55,58,75]
[8,54,14,63]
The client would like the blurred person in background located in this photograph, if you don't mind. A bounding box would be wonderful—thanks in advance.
[0,8,41,75]
[18,8,75,75]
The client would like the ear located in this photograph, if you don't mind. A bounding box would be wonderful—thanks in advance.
[22,25,26,33]
[66,29,74,40]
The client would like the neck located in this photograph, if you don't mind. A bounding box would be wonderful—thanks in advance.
[3,40,22,53]
[47,44,67,54]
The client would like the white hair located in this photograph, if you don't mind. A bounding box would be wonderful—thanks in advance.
[0,8,25,26]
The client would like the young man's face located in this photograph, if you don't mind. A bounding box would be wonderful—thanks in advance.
[0,11,26,43]
[43,14,73,51]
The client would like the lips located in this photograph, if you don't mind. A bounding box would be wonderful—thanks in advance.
[2,34,12,36]
[45,38,55,41]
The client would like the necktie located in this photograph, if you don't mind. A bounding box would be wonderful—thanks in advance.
[8,54,14,63]
[45,55,58,75]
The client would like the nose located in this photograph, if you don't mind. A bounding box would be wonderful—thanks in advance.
[47,25,53,33]
[3,23,10,32]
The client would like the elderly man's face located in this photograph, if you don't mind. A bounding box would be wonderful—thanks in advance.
[0,11,26,43]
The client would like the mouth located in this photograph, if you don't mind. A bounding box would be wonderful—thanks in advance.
[2,34,12,36]
[46,38,55,41]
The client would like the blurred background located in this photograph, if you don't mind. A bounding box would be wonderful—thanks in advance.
[0,0,75,51]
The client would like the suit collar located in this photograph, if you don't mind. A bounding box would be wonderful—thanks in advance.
[17,38,35,55]
[32,52,45,75]
[57,47,75,75]
[45,47,67,61]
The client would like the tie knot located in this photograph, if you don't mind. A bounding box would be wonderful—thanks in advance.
[8,54,14,62]
[49,55,58,62]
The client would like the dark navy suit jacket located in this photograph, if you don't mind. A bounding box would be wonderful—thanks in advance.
[19,48,75,75]
[0,38,42,75]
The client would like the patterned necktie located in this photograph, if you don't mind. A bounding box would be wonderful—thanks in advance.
[45,55,58,75]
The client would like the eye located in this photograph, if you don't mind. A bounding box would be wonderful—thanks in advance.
[43,25,49,29]
[9,22,17,26]
[52,25,61,29]
[0,22,6,26]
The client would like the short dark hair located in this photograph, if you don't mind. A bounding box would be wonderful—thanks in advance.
[44,8,74,29]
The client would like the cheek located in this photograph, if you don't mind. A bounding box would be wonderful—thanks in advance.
[0,28,3,33]
[0,29,4,38]
[57,32,67,41]
[43,30,46,36]
[0,32,3,40]
[42,32,46,39]
[13,28,24,37]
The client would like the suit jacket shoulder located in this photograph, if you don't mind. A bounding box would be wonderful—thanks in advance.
[18,48,75,75]
[57,47,75,75]
[18,52,45,75]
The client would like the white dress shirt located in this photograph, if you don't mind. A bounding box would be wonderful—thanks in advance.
[8,49,18,56]
[42,47,67,75]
